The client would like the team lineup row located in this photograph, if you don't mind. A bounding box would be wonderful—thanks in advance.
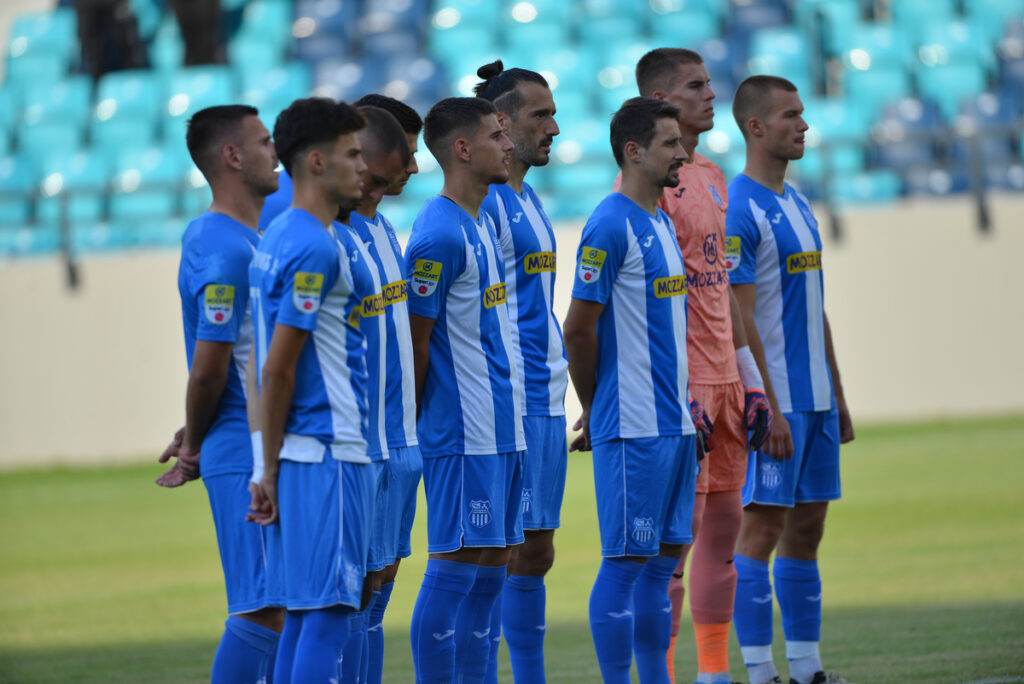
[158,46,855,684]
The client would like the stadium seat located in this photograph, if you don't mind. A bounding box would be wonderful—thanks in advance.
[71,221,137,253]
[504,20,569,54]
[917,61,988,120]
[842,64,912,121]
[18,76,91,169]
[5,8,77,70]
[91,70,162,154]
[431,0,496,32]
[890,0,956,35]
[968,0,1024,44]
[240,61,313,129]
[793,0,861,58]
[149,17,184,74]
[507,0,576,25]
[0,222,60,257]
[313,58,384,102]
[982,161,1024,191]
[916,20,995,75]
[901,166,970,196]
[648,9,719,48]
[162,66,236,143]
[870,97,943,170]
[0,155,38,225]
[835,21,913,72]
[109,145,187,222]
[949,90,1020,163]
[827,169,902,204]
[748,26,814,94]
[729,2,789,43]
[36,150,112,225]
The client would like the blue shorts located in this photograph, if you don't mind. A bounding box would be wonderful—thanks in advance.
[367,461,389,572]
[277,457,374,610]
[521,415,568,530]
[742,408,842,508]
[421,451,525,553]
[592,435,699,557]
[388,444,422,560]
[203,473,285,614]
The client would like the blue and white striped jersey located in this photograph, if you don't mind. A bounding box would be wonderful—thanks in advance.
[571,193,696,445]
[249,207,373,464]
[725,175,834,413]
[178,211,258,477]
[348,210,419,451]
[480,182,568,417]
[405,195,526,457]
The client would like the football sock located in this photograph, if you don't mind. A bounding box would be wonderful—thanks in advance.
[666,634,677,683]
[502,574,547,682]
[340,608,368,683]
[632,554,677,684]
[694,621,731,680]
[410,559,477,683]
[210,615,280,684]
[745,659,781,684]
[589,557,645,684]
[484,586,502,684]
[734,555,775,683]
[454,564,506,683]
[272,610,303,684]
[366,583,392,684]
[291,605,352,683]
[774,556,823,684]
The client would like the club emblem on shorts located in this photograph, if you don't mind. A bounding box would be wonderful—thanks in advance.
[411,259,441,296]
[204,284,234,324]
[703,233,719,265]
[521,487,533,514]
[760,461,782,490]
[725,236,741,271]
[631,517,655,544]
[293,272,324,313]
[469,499,492,528]
[344,562,363,594]
[578,247,606,283]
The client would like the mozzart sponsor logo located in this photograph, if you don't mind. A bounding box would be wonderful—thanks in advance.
[347,292,385,326]
[381,279,407,306]
[204,284,234,324]
[524,251,556,274]
[725,236,741,271]
[411,259,441,296]
[578,247,606,283]
[653,275,688,298]
[483,282,507,308]
[786,250,822,274]
[293,272,324,313]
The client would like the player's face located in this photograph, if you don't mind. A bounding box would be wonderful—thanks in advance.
[386,131,419,196]
[762,88,808,161]
[470,113,514,185]
[643,116,688,188]
[507,82,559,168]
[239,115,279,196]
[661,62,716,135]
[325,132,367,206]
[361,147,406,207]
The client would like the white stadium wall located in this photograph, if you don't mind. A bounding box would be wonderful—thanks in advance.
[1,195,1022,468]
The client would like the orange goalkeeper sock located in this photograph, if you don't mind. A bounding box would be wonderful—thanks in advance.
[694,621,731,677]
[666,633,677,682]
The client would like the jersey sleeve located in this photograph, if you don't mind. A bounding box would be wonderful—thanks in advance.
[274,234,340,331]
[570,213,626,305]
[193,237,250,343]
[405,219,465,320]
[725,198,760,285]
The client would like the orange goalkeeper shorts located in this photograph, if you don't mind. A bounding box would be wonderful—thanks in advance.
[692,380,748,494]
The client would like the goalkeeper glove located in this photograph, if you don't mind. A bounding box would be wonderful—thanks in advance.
[745,389,772,451]
[689,395,714,461]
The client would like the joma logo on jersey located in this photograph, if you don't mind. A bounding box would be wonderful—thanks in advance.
[204,284,234,324]
[524,251,556,274]
[654,275,688,298]
[786,251,822,274]
[382,280,407,306]
[725,236,741,271]
[293,272,324,313]
[632,517,656,544]
[411,259,441,297]
[469,500,492,528]
[483,282,507,308]
[578,247,606,283]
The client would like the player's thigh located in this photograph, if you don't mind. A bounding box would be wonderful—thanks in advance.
[699,381,749,494]
[388,444,423,560]
[793,408,842,504]
[366,460,390,572]
[520,414,568,531]
[743,411,811,507]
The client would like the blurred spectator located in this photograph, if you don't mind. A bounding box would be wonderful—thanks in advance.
[73,0,147,80]
[168,0,225,65]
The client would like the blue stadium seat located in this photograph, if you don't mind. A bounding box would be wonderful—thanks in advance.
[949,90,1020,163]
[162,66,237,143]
[793,0,861,58]
[695,38,741,100]
[729,2,789,42]
[36,150,112,225]
[827,169,903,204]
[901,166,970,196]
[240,61,313,130]
[0,155,38,225]
[313,58,384,102]
[917,61,988,120]
[870,96,943,170]
[982,161,1024,191]
[842,64,912,121]
[91,70,162,154]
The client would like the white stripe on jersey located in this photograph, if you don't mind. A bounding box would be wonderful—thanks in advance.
[748,197,792,413]
[651,213,692,434]
[495,199,527,412]
[777,194,831,409]
[612,221,657,436]
[351,233,388,460]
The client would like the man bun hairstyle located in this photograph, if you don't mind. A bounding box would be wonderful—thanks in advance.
[474,59,549,119]
[609,96,681,167]
[273,97,366,176]
[423,96,498,164]
[732,74,798,139]
[635,47,704,97]
[185,104,259,176]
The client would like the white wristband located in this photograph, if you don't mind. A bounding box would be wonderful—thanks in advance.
[250,431,263,485]
[736,346,764,391]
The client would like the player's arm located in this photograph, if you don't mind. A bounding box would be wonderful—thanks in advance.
[824,313,854,444]
[732,283,793,460]
[409,313,434,414]
[250,323,308,525]
[562,298,604,452]
[729,286,773,450]
[182,341,234,471]
[245,347,264,495]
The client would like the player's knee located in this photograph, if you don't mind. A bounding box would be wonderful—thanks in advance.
[516,542,555,575]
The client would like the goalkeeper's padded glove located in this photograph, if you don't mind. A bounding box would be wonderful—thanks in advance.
[745,389,773,451]
[689,395,714,461]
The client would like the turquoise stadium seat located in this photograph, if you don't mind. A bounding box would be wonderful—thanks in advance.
[842,64,912,121]
[109,145,187,221]
[18,76,92,168]
[506,0,576,24]
[748,26,813,94]
[917,20,995,74]
[649,10,720,50]
[431,0,496,32]
[793,0,860,57]
[71,221,137,252]
[966,0,1024,44]
[162,66,236,143]
[836,21,913,71]
[91,70,162,154]
[503,20,569,54]
[891,0,956,34]
[917,61,988,119]
[37,150,111,225]
[827,169,903,204]
[149,17,184,74]
[240,62,313,131]
[0,223,60,257]
[5,8,77,73]
[0,155,38,225]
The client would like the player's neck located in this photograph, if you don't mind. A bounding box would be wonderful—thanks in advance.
[355,200,380,220]
[743,152,789,195]
[292,181,341,227]
[618,171,662,215]
[680,126,700,164]
[209,185,262,230]
[506,156,529,194]
[440,168,489,219]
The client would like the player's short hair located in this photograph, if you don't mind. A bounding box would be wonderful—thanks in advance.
[357,105,411,168]
[609,97,681,167]
[354,93,423,136]
[732,75,798,139]
[635,48,704,97]
[185,104,259,175]
[423,97,498,164]
[273,97,366,176]
[473,59,549,120]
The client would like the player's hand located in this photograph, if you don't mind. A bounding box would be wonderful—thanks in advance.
[745,389,773,451]
[837,398,855,444]
[157,427,185,464]
[689,396,714,460]
[247,473,279,525]
[155,427,200,487]
[569,412,591,453]
[764,411,794,461]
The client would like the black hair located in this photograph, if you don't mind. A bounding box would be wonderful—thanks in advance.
[635,48,705,97]
[733,75,799,139]
[185,104,259,175]
[422,97,498,164]
[354,93,423,136]
[473,59,549,119]
[357,105,411,168]
[609,97,682,167]
[272,98,366,176]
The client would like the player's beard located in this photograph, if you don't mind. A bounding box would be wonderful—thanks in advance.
[659,162,683,188]
[514,134,551,168]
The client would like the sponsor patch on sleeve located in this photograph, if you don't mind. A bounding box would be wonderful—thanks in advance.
[411,259,441,297]
[577,247,606,283]
[204,284,235,324]
[725,236,741,271]
[293,272,324,313]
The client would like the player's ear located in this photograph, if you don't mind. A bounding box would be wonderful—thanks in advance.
[495,111,509,132]
[222,142,243,172]
[305,146,325,175]
[624,140,643,164]
[452,136,472,163]
[747,117,764,139]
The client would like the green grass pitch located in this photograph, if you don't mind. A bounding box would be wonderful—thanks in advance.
[1,416,1023,683]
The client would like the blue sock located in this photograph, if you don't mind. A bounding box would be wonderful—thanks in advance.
[484,586,502,684]
[341,608,367,683]
[211,615,280,684]
[410,559,478,684]
[272,610,303,684]
[588,557,645,684]
[454,564,506,683]
[502,574,546,683]
[733,555,774,655]
[291,606,352,683]
[367,584,391,684]
[632,555,676,684]
[774,556,822,643]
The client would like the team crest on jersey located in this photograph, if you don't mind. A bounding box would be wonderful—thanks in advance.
[703,233,719,265]
[760,461,782,490]
[469,500,492,528]
[725,236,741,271]
[411,259,441,297]
[709,184,724,208]
[293,272,324,313]
[521,487,533,514]
[578,247,606,283]
[632,517,656,544]
[204,284,234,324]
